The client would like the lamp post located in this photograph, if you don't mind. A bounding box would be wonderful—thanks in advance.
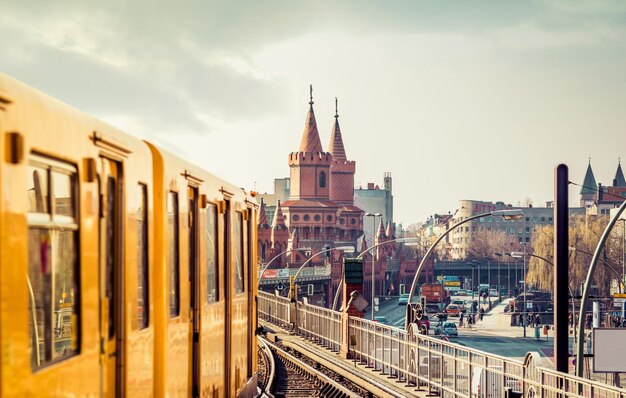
[365,213,382,320]
[494,252,503,295]
[291,246,354,302]
[469,262,476,317]
[258,247,311,288]
[511,245,528,337]
[484,256,492,305]
[331,237,419,311]
[405,209,523,329]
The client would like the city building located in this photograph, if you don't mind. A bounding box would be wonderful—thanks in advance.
[447,200,585,259]
[354,172,394,243]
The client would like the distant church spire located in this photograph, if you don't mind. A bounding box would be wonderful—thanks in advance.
[580,159,597,195]
[272,200,286,229]
[614,158,626,187]
[299,84,324,153]
[328,97,347,160]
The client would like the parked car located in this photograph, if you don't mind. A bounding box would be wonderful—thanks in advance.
[435,321,458,337]
[374,316,388,325]
[446,304,461,317]
[451,300,467,313]
[398,293,409,305]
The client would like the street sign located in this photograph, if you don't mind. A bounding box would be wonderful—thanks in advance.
[614,298,626,305]
[527,302,533,309]
[275,283,286,292]
[614,293,626,299]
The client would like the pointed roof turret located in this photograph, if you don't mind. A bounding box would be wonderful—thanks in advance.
[376,218,387,239]
[386,221,395,239]
[360,237,368,254]
[614,159,626,187]
[298,84,324,153]
[580,159,597,195]
[328,97,347,160]
[272,200,286,229]
[258,200,269,227]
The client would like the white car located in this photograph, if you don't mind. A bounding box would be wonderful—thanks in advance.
[489,289,499,297]
[435,321,458,337]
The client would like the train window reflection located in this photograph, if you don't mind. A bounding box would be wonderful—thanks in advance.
[27,158,79,370]
[234,212,244,294]
[137,184,149,329]
[168,191,180,317]
[27,165,49,214]
[52,171,74,217]
[205,203,218,303]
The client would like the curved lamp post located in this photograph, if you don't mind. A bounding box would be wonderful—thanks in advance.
[258,247,311,288]
[576,199,626,378]
[569,247,624,293]
[291,246,355,301]
[331,237,419,312]
[405,209,523,329]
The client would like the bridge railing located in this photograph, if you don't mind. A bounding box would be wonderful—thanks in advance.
[258,294,626,398]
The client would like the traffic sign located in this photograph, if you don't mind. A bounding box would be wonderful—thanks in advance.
[275,283,286,292]
[615,298,626,305]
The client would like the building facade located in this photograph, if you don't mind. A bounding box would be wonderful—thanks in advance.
[581,160,626,216]
[354,172,394,244]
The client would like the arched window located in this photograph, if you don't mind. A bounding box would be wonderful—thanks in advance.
[319,171,326,188]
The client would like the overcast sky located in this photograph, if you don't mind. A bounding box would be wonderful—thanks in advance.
[2,1,625,225]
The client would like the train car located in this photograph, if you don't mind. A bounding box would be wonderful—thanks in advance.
[0,73,258,397]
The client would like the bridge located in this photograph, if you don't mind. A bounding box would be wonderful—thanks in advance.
[258,291,626,397]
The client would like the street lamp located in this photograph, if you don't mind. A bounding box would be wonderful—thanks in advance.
[511,247,528,337]
[575,200,626,378]
[365,213,382,321]
[494,252,503,296]
[405,209,523,329]
[291,246,355,301]
[484,256,492,305]
[331,237,419,311]
[258,247,311,288]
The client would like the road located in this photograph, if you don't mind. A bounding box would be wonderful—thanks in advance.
[365,294,564,363]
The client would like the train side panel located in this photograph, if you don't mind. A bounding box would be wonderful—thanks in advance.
[0,74,102,397]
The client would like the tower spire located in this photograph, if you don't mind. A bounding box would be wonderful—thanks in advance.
[328,96,347,160]
[614,158,626,187]
[298,84,324,152]
[580,160,597,194]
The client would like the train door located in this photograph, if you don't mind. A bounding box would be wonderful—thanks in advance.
[188,186,200,397]
[223,200,232,397]
[99,157,124,397]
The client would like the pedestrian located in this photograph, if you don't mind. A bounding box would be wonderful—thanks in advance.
[586,313,592,329]
[534,313,540,327]
[568,313,573,327]
[518,313,524,327]
[479,307,484,321]
[459,312,464,327]
[622,318,626,328]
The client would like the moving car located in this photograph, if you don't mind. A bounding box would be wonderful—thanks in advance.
[451,300,467,313]
[446,304,461,317]
[489,288,499,297]
[435,321,458,337]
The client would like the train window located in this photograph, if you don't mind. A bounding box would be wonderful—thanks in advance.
[137,184,149,329]
[26,165,49,214]
[26,158,79,370]
[168,191,180,317]
[205,203,218,303]
[234,211,244,294]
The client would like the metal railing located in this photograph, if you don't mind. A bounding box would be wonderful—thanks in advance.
[258,293,626,398]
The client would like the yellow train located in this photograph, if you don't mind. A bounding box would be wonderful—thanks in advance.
[0,74,259,397]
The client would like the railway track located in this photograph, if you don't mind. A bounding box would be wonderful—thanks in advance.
[257,336,370,398]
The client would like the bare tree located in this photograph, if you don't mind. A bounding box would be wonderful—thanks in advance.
[466,229,520,260]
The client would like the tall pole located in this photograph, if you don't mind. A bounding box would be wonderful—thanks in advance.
[488,259,491,305]
[498,260,501,294]
[366,213,381,321]
[507,261,511,297]
[523,243,527,338]
[554,164,569,374]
